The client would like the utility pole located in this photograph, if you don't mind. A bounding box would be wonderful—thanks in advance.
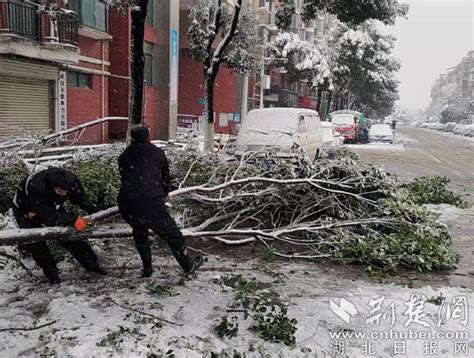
[241,74,248,123]
[260,53,265,109]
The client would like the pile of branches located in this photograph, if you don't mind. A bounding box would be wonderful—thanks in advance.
[0,145,459,274]
[166,147,458,273]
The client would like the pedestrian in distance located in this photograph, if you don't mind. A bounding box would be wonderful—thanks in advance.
[12,168,106,284]
[117,126,203,277]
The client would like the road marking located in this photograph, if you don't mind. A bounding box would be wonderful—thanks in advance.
[427,154,442,163]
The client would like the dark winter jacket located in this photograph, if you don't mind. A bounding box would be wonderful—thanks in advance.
[12,168,97,227]
[118,143,171,201]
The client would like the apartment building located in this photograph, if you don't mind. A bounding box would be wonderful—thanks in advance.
[431,50,474,115]
[0,0,169,143]
[0,0,337,144]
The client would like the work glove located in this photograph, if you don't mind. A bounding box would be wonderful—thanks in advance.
[74,217,88,231]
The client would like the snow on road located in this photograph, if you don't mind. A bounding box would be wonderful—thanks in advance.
[1,239,473,357]
[345,142,405,151]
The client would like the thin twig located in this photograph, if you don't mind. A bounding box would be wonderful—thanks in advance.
[0,320,57,332]
[186,246,218,259]
[106,297,182,327]
[0,251,33,277]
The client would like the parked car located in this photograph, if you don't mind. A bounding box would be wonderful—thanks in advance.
[235,108,323,160]
[434,123,445,131]
[327,110,365,123]
[453,124,468,135]
[330,114,358,143]
[321,121,343,149]
[445,122,457,132]
[461,124,474,136]
[368,124,394,143]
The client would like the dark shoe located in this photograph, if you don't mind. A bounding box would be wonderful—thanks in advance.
[86,265,107,275]
[172,248,203,273]
[188,255,204,274]
[93,267,107,275]
[141,267,153,278]
[48,274,60,285]
[44,268,60,285]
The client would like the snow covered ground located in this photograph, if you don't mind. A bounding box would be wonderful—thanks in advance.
[1,234,473,357]
[345,142,405,151]
[416,129,474,143]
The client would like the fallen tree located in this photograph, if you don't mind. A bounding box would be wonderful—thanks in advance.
[0,146,461,273]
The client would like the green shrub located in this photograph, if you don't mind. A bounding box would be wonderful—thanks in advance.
[66,157,120,209]
[0,161,28,213]
[220,274,298,346]
[214,316,239,339]
[323,146,360,160]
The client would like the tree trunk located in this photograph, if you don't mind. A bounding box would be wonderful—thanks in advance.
[203,72,217,152]
[127,0,149,142]
[200,0,242,153]
[315,87,322,113]
[326,91,333,115]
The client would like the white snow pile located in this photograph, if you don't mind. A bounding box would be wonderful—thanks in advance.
[345,142,405,151]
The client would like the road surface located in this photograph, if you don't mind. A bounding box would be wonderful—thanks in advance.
[353,126,474,202]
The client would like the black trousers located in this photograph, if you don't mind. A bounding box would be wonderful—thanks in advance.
[118,196,186,270]
[14,213,100,279]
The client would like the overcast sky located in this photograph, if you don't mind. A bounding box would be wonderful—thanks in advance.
[388,0,473,111]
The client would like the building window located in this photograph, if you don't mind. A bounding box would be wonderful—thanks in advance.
[144,42,153,86]
[67,71,92,88]
[298,82,306,96]
[68,0,108,32]
[145,0,153,26]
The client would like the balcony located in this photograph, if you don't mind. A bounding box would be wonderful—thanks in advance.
[0,0,79,64]
[264,88,299,107]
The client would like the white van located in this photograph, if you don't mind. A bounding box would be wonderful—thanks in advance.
[235,108,323,160]
[321,121,343,148]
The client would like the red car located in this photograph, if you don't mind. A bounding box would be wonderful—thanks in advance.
[330,114,358,144]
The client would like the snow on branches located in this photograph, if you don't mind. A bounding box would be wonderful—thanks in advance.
[268,19,401,116]
[268,32,332,90]
[187,0,258,75]
[187,0,258,152]
[0,145,459,274]
[276,0,409,30]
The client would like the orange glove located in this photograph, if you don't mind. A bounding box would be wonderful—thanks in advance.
[74,217,88,231]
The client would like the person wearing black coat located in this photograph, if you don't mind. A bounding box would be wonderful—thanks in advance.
[12,168,106,284]
[118,126,202,277]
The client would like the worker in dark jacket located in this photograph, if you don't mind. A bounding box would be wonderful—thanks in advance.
[118,126,202,277]
[12,168,106,284]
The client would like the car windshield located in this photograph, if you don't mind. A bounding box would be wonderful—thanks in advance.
[242,112,296,133]
[331,116,354,126]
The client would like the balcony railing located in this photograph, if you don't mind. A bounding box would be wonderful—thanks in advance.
[264,88,299,107]
[0,0,78,46]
